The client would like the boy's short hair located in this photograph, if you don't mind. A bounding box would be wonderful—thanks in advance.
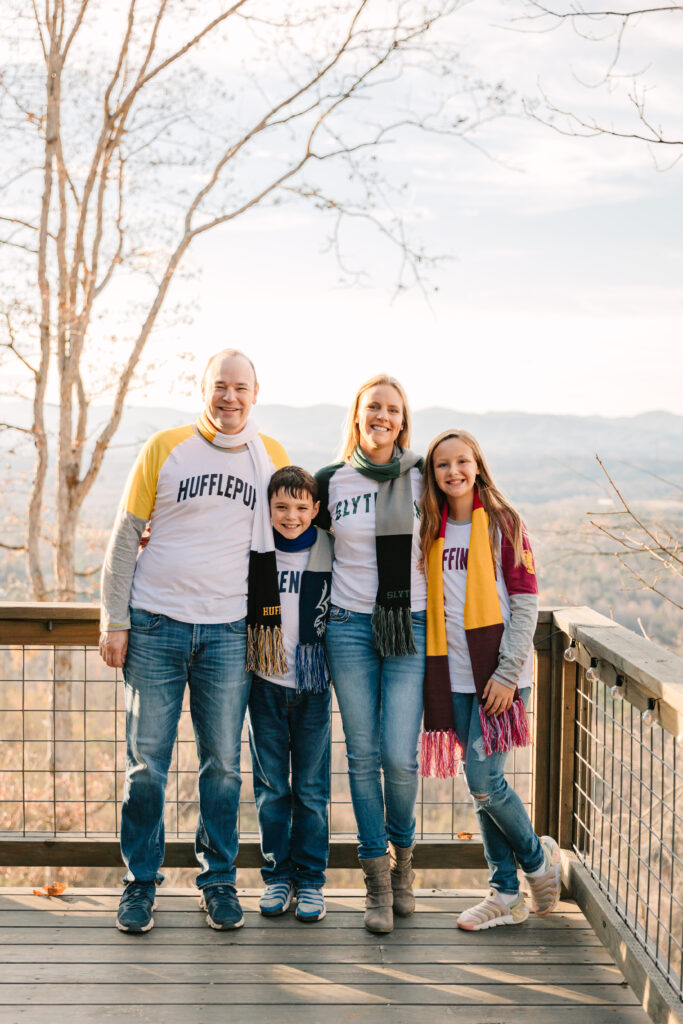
[268,465,318,503]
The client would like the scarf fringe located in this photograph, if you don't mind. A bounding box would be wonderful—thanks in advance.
[246,624,287,676]
[478,697,531,756]
[371,605,417,657]
[295,643,330,694]
[420,729,463,779]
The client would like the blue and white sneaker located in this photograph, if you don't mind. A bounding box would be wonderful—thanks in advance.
[259,880,295,917]
[295,886,326,923]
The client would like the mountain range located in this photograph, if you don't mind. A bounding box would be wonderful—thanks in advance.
[2,402,681,514]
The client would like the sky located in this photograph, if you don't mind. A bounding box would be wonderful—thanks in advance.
[4,0,683,418]
[132,0,683,417]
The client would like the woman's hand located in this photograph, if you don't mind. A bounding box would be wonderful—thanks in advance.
[482,678,514,716]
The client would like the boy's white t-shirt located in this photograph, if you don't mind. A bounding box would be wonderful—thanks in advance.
[258,546,310,689]
[442,519,534,693]
[327,463,427,613]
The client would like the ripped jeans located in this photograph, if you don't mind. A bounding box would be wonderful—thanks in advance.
[451,688,544,894]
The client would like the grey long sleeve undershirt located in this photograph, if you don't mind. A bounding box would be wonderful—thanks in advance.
[491,593,539,690]
[100,509,146,631]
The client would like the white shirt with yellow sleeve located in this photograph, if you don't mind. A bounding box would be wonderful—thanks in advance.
[100,423,288,629]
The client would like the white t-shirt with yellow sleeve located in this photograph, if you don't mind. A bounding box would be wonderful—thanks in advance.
[100,424,288,628]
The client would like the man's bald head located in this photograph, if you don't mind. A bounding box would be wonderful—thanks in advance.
[201,349,258,392]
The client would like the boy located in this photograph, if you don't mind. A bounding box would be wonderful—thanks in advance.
[246,466,333,922]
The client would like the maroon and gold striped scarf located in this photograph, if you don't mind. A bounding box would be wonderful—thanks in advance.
[420,493,531,778]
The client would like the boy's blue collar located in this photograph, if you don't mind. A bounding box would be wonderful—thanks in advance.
[274,524,316,552]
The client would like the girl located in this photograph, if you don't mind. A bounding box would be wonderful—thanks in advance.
[315,374,426,934]
[420,429,561,930]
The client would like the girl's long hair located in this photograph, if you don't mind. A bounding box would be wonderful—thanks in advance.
[338,373,412,462]
[420,429,524,571]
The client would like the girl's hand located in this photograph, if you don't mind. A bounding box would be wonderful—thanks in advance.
[482,678,514,716]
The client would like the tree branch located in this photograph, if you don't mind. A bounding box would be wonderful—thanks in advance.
[522,2,681,19]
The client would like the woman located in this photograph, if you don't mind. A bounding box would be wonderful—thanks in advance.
[315,374,426,933]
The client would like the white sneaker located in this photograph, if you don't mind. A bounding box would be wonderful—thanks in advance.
[457,890,529,931]
[525,835,561,916]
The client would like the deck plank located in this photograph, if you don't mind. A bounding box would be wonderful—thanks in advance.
[0,962,624,984]
[0,982,641,1005]
[0,944,614,965]
[1,1006,654,1024]
[0,926,606,945]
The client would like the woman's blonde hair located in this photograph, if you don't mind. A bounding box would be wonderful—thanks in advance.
[420,429,524,570]
[338,374,412,462]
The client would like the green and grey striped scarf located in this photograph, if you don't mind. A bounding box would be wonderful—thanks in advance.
[351,445,423,656]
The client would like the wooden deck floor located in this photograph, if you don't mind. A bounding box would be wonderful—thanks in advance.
[0,888,651,1024]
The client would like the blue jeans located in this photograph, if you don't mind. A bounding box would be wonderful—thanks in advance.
[451,688,544,894]
[325,606,425,859]
[248,677,331,888]
[121,608,251,889]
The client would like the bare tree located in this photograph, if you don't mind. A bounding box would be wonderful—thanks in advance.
[0,0,506,602]
[589,456,683,611]
[514,0,683,163]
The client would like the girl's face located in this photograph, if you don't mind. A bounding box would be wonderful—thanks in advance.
[432,437,478,509]
[356,384,404,458]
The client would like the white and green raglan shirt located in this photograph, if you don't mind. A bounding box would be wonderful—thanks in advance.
[100,423,289,629]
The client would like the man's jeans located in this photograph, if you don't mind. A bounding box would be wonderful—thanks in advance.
[451,688,544,894]
[325,606,425,859]
[121,608,251,889]
[248,677,331,888]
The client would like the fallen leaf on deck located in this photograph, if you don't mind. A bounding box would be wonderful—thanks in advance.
[33,882,67,897]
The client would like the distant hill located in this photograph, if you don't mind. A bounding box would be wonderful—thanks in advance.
[2,401,680,517]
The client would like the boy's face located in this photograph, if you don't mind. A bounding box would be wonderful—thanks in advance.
[270,488,320,540]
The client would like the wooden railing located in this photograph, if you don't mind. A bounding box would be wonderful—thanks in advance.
[2,601,526,870]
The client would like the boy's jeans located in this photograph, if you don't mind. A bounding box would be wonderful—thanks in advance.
[121,607,251,889]
[325,606,426,859]
[248,677,331,888]
[451,688,544,894]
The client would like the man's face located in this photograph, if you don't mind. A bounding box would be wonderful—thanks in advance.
[202,355,258,435]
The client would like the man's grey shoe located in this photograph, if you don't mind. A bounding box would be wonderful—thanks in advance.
[116,881,157,933]
[199,884,245,930]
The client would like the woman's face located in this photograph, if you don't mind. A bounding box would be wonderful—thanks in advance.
[356,385,404,457]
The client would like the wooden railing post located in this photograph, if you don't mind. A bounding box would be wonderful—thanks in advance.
[532,614,553,837]
[536,620,579,848]
[557,630,578,849]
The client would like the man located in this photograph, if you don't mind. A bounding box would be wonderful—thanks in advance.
[99,349,288,933]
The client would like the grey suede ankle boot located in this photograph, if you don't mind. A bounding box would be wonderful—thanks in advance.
[389,841,416,917]
[359,854,393,933]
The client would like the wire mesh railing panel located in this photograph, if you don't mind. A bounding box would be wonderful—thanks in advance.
[573,668,683,999]
[0,643,535,843]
